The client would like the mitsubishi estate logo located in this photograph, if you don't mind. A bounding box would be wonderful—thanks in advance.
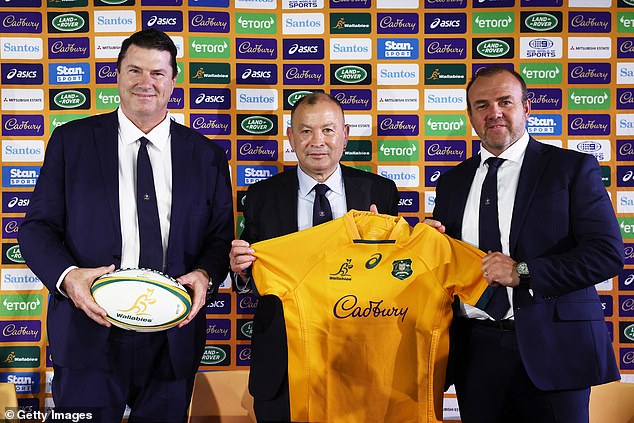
[330,259,353,281]
[391,259,413,280]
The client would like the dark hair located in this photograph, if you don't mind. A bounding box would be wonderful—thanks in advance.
[466,66,528,113]
[116,28,178,78]
[290,92,345,124]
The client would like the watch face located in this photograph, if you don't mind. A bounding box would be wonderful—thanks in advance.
[516,262,529,276]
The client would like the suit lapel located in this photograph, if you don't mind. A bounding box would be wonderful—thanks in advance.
[509,138,549,254]
[94,111,121,237]
[168,122,194,250]
[276,168,300,235]
[448,157,479,237]
[342,165,371,211]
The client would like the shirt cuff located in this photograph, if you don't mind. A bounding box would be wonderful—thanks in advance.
[56,265,78,298]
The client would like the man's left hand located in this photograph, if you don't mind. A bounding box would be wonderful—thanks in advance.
[176,269,209,327]
[481,252,520,288]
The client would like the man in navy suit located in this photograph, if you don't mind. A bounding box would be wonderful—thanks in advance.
[229,93,399,421]
[19,29,233,422]
[432,66,623,423]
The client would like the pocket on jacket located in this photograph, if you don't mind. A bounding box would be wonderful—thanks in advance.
[554,301,605,321]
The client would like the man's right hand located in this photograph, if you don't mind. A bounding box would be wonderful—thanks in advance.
[230,239,255,282]
[423,218,446,234]
[62,264,115,327]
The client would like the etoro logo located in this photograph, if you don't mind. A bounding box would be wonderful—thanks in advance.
[520,63,562,84]
[235,13,276,34]
[378,140,419,162]
[473,13,514,34]
[424,114,466,136]
[50,13,86,32]
[568,89,610,110]
[190,37,230,58]
[0,294,42,317]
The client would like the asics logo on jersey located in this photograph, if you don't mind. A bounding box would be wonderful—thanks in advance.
[365,253,382,269]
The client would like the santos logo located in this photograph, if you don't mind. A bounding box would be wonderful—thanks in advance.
[617,114,634,136]
[424,89,466,111]
[1,269,42,291]
[329,38,371,60]
[2,140,44,163]
[0,37,42,60]
[236,88,278,111]
[377,166,419,188]
[283,13,324,34]
[377,64,419,86]
[618,191,634,214]
[618,63,634,85]
[94,11,136,33]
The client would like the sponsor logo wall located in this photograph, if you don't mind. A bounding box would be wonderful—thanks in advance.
[1,0,632,418]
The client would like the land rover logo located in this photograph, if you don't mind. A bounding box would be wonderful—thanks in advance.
[476,39,510,58]
[52,14,85,32]
[624,0,634,5]
[54,91,87,109]
[625,323,634,341]
[241,116,274,135]
[240,321,253,338]
[334,66,367,84]
[201,346,226,365]
[98,0,128,4]
[6,246,24,263]
[288,91,312,106]
[525,13,558,32]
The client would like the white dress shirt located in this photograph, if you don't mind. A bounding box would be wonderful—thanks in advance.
[296,165,347,231]
[56,109,173,292]
[459,131,530,320]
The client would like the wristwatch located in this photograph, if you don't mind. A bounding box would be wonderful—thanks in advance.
[515,262,530,288]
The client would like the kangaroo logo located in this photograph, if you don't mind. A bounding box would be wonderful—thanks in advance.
[119,288,156,316]
[334,18,346,29]
[330,259,353,281]
[2,351,15,364]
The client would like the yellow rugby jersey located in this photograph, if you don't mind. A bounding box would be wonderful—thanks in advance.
[252,210,489,423]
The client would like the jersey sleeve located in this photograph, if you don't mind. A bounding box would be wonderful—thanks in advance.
[415,224,489,307]
[251,229,315,298]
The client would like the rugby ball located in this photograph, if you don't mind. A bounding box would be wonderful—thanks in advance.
[91,268,192,332]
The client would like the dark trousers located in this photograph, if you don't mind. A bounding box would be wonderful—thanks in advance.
[453,318,590,423]
[51,328,194,423]
[253,374,291,423]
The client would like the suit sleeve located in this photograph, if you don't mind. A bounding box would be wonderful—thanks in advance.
[193,149,234,287]
[18,127,80,292]
[527,154,624,297]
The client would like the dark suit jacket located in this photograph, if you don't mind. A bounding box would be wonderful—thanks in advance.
[18,110,233,379]
[242,165,399,400]
[433,138,622,390]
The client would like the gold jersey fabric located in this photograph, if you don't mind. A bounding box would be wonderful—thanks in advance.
[252,211,488,423]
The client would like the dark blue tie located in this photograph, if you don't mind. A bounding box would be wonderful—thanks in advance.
[137,137,163,271]
[479,157,510,320]
[312,184,333,226]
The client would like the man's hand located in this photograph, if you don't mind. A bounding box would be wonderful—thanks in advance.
[481,252,520,288]
[423,218,446,234]
[176,269,209,327]
[230,239,255,283]
[62,265,115,327]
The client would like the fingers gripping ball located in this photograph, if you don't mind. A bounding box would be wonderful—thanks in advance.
[91,268,192,332]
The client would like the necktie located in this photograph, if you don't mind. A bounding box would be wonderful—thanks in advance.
[312,184,333,226]
[479,157,510,320]
[137,137,163,271]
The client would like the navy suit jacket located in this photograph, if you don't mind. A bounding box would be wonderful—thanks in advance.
[433,138,622,390]
[241,165,399,400]
[19,111,234,379]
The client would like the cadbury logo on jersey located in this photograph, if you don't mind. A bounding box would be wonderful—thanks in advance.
[333,295,409,322]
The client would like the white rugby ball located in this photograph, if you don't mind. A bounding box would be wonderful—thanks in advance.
[91,268,192,332]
